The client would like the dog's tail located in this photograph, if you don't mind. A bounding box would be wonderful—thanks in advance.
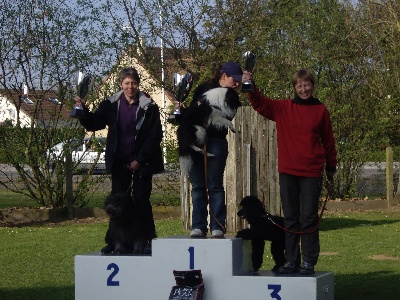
[180,154,194,175]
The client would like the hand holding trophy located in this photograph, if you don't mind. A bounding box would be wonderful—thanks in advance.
[241,51,256,92]
[168,72,193,124]
[70,72,93,119]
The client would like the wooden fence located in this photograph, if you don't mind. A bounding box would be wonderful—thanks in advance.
[181,106,281,232]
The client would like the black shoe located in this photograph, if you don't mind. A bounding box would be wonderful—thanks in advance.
[278,261,299,274]
[300,261,315,275]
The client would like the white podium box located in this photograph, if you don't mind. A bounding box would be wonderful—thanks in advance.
[75,236,334,300]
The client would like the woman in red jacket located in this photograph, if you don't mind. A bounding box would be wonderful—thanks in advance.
[244,69,337,275]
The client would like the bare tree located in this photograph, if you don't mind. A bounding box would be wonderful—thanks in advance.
[0,1,118,207]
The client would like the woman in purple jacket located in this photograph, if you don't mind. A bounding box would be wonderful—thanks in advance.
[74,67,164,252]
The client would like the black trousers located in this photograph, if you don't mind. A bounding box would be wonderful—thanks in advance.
[111,160,156,241]
[279,173,322,265]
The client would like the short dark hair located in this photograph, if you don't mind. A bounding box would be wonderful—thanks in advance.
[291,69,315,87]
[119,67,140,84]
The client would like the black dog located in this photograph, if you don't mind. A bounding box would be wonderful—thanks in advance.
[177,87,241,173]
[236,196,286,272]
[101,193,148,254]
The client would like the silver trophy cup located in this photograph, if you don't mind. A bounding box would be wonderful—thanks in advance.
[70,72,93,119]
[168,72,193,124]
[241,51,256,92]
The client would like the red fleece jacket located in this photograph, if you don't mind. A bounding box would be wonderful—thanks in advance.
[248,88,337,177]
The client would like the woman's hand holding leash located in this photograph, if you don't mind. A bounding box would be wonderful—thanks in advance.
[325,170,336,196]
[126,160,141,173]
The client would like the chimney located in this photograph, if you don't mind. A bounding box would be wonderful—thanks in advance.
[23,83,28,96]
[137,36,146,56]
[21,83,33,105]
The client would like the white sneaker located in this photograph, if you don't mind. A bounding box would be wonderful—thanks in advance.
[190,229,205,238]
[211,230,224,238]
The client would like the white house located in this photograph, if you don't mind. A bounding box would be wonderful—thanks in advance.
[0,93,30,126]
[0,89,68,128]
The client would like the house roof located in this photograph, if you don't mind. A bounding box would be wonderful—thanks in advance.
[143,46,194,87]
[0,89,72,123]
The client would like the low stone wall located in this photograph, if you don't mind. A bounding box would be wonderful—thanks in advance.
[0,199,396,226]
[326,199,389,211]
[0,206,181,225]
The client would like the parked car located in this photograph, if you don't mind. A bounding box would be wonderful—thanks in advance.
[47,137,106,174]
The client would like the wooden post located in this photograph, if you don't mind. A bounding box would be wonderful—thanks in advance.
[180,172,190,230]
[386,147,394,208]
[394,172,400,206]
[245,143,251,196]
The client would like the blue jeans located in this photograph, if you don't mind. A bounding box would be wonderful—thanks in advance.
[189,138,228,233]
[279,173,322,265]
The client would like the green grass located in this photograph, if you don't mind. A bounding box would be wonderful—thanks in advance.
[0,211,399,299]
[318,211,400,299]
[0,191,39,208]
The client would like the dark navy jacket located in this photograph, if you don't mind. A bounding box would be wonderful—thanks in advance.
[79,90,164,174]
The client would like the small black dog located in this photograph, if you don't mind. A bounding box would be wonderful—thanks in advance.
[236,196,286,272]
[101,193,148,254]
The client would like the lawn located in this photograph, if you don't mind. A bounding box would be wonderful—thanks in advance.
[0,211,399,299]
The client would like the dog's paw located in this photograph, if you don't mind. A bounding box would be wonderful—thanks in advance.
[253,265,261,272]
[114,247,129,254]
[271,264,281,272]
[236,228,251,239]
[101,244,114,254]
[133,240,150,255]
[190,145,204,153]
[252,258,263,272]
[142,242,152,255]
[229,124,236,133]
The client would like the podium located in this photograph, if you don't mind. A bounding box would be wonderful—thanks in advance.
[75,236,334,299]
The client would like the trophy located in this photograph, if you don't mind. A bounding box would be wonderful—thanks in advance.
[167,72,193,124]
[241,51,256,92]
[70,72,93,119]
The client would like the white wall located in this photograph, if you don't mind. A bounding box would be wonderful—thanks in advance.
[0,94,31,127]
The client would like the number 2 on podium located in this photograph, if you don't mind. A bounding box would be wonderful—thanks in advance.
[107,263,120,286]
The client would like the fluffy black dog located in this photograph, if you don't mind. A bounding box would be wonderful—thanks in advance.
[177,87,241,173]
[101,193,148,254]
[236,196,286,272]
